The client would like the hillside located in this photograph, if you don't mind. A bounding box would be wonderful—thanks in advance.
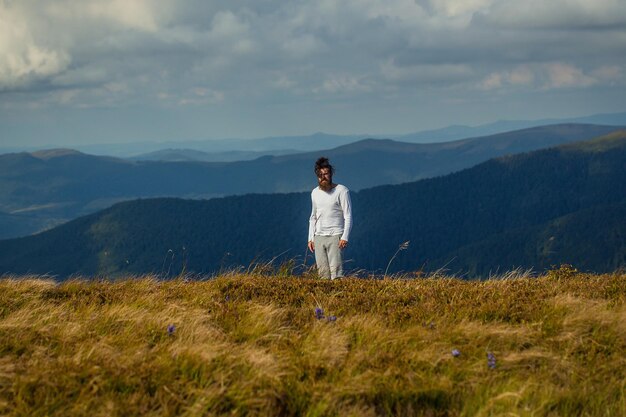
[1,131,624,278]
[0,273,624,416]
[436,202,626,275]
[0,123,622,240]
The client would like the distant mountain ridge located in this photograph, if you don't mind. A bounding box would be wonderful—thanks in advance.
[128,148,300,162]
[0,123,623,240]
[2,111,626,157]
[1,130,624,278]
[396,111,626,143]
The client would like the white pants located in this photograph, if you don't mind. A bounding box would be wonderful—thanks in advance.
[314,235,343,279]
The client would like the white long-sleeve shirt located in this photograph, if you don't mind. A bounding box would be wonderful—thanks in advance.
[308,184,352,242]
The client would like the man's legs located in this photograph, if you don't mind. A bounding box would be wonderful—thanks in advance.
[314,235,343,279]
[314,235,331,279]
[327,235,344,279]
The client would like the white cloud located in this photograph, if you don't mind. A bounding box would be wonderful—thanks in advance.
[272,75,296,89]
[0,4,70,89]
[315,75,372,94]
[507,66,534,85]
[1,0,625,129]
[428,0,495,18]
[157,86,224,107]
[52,65,108,87]
[0,0,173,91]
[544,63,596,89]
[591,65,622,82]
[479,66,534,90]
[282,34,325,59]
[209,11,249,40]
[381,60,473,84]
[177,87,224,106]
[480,72,503,90]
[479,63,618,90]
[45,0,167,32]
[476,0,626,29]
[87,0,160,32]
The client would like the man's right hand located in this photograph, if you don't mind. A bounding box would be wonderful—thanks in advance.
[308,241,315,252]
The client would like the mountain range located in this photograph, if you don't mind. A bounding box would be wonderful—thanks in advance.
[1,130,624,279]
[395,110,626,144]
[2,111,626,157]
[113,111,626,160]
[1,123,623,240]
[128,148,299,163]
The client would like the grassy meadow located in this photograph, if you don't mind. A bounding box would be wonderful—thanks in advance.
[0,266,624,416]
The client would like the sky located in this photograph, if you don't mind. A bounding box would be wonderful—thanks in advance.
[1,0,626,148]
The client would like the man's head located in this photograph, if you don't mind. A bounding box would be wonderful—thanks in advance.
[314,157,334,191]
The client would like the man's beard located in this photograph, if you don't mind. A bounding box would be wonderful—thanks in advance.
[318,178,333,191]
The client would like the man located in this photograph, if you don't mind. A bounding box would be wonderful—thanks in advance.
[308,157,352,279]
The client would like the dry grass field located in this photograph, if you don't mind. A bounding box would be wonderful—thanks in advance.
[0,266,624,416]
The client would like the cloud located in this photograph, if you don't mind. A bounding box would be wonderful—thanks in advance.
[45,0,172,32]
[591,65,622,82]
[479,62,622,90]
[428,0,495,18]
[1,0,625,131]
[176,87,225,106]
[475,0,626,30]
[0,0,171,91]
[0,4,70,89]
[479,66,534,90]
[208,10,248,39]
[315,75,372,95]
[544,63,596,89]
[381,59,474,84]
[51,65,108,87]
[282,34,325,59]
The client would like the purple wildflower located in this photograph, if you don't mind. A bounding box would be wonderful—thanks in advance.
[167,324,176,336]
[452,349,460,357]
[487,352,496,369]
[327,315,337,322]
[314,307,324,320]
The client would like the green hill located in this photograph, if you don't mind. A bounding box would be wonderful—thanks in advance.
[0,131,625,278]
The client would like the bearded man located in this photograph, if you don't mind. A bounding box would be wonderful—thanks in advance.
[307,157,352,279]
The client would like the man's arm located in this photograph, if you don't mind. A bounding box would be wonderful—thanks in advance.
[308,192,317,252]
[339,187,352,249]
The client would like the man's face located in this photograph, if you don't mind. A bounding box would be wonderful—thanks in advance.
[317,168,332,191]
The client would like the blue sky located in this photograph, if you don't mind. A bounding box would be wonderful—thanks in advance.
[1,0,625,147]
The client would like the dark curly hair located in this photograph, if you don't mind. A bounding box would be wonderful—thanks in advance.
[314,157,335,177]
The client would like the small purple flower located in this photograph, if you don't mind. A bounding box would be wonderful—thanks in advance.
[487,352,496,369]
[167,324,176,336]
[225,295,230,302]
[452,349,460,357]
[314,307,324,320]
[327,315,337,322]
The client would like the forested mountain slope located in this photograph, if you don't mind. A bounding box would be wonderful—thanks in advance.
[1,131,624,278]
[0,123,621,239]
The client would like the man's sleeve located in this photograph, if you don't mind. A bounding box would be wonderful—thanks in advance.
[308,192,317,242]
[340,188,352,242]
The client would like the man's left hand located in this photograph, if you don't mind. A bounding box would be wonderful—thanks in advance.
[339,239,348,249]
